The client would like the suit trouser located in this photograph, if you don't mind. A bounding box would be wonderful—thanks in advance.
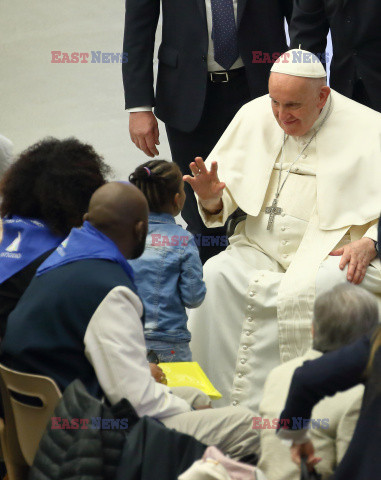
[165,69,251,264]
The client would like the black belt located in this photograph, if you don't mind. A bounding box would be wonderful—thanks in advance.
[208,67,245,83]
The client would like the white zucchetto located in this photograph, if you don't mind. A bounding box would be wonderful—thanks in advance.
[271,49,327,78]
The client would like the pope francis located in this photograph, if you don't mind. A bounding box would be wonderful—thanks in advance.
[185,49,381,414]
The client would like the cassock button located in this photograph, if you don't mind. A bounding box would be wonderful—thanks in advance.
[246,331,251,336]
[281,226,286,231]
[240,359,246,364]
[249,291,255,297]
[254,279,259,283]
[248,305,253,311]
[238,373,243,378]
[247,317,253,322]
[301,154,307,159]
[282,240,287,245]
[232,401,238,406]
[243,346,248,351]
[281,212,286,217]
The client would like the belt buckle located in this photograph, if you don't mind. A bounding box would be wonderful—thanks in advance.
[210,71,229,83]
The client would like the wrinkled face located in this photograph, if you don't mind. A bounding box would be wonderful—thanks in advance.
[268,73,330,137]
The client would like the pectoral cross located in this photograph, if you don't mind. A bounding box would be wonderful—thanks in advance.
[265,197,282,230]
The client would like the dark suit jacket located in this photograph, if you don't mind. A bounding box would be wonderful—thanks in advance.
[279,333,381,480]
[123,0,292,132]
[290,0,381,111]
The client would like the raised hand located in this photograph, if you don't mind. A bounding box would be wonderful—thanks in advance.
[183,157,225,213]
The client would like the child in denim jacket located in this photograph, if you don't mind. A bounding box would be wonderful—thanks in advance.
[129,160,206,362]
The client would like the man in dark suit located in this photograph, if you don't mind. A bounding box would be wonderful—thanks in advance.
[290,0,381,112]
[123,0,292,263]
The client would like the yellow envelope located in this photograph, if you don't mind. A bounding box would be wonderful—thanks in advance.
[158,361,222,400]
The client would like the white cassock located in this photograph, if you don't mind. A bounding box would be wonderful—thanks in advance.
[189,90,381,413]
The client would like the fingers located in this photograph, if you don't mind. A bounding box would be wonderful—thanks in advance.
[209,161,220,182]
[339,251,351,270]
[290,448,301,466]
[189,162,201,176]
[189,158,221,179]
[355,268,366,285]
[137,136,156,157]
[350,261,367,285]
[145,133,160,156]
[346,259,357,282]
[329,248,344,256]
[216,181,226,193]
[153,124,160,146]
[183,174,195,187]
[194,157,208,174]
[306,455,322,471]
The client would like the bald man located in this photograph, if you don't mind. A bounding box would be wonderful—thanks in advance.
[187,49,381,415]
[1,182,259,460]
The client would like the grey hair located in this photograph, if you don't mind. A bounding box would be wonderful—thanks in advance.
[313,283,379,353]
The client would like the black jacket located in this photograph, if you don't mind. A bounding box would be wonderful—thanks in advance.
[29,380,206,480]
[123,0,292,132]
[290,0,381,112]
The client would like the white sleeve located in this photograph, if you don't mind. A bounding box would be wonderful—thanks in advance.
[197,187,238,228]
[277,428,311,445]
[363,222,378,242]
[127,106,152,113]
[84,286,191,419]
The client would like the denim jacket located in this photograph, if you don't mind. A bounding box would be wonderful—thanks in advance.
[130,212,206,343]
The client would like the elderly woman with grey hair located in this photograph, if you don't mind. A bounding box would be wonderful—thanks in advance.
[312,283,379,353]
[258,283,378,480]
[278,282,381,480]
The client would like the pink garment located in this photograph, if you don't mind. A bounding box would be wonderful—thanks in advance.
[178,446,258,480]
